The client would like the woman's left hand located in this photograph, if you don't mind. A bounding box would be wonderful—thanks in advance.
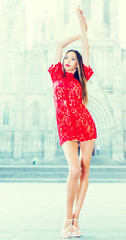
[76,6,88,31]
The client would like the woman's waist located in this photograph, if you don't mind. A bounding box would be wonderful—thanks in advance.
[68,99,83,107]
[54,98,86,110]
[54,98,82,104]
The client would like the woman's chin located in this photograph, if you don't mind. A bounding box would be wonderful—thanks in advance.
[65,68,73,72]
[64,67,70,71]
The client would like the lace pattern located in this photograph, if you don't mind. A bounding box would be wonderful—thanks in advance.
[48,62,97,146]
[83,64,94,81]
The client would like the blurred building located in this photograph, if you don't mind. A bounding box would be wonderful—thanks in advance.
[0,0,125,163]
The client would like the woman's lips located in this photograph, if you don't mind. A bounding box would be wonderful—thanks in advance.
[65,64,70,67]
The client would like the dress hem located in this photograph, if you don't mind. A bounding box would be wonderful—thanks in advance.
[60,136,97,146]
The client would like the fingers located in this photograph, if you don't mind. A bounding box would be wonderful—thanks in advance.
[76,5,85,18]
[76,5,88,31]
[76,5,82,14]
[76,6,80,14]
[80,9,84,15]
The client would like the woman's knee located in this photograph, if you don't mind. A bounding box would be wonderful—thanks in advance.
[81,160,90,179]
[68,166,81,180]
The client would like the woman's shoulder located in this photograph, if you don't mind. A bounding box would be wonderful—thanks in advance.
[48,62,63,72]
[83,64,94,81]
[48,62,64,82]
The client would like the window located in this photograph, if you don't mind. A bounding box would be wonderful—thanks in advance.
[28,61,43,92]
[2,63,12,90]
[103,0,110,24]
[3,105,9,125]
[32,103,40,126]
[7,19,13,42]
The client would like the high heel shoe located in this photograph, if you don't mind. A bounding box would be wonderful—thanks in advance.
[61,219,73,238]
[71,218,82,237]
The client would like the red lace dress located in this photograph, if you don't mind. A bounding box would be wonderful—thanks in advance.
[48,62,97,146]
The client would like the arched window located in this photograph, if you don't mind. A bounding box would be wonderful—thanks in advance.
[28,61,43,92]
[7,19,13,42]
[2,63,12,90]
[32,102,40,126]
[82,0,91,19]
[3,105,9,125]
[41,22,45,35]
[103,0,110,24]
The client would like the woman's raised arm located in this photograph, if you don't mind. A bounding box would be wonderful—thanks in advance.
[76,6,89,67]
[54,34,81,65]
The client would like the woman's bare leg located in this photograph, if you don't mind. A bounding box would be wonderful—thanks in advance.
[62,140,81,231]
[72,139,95,230]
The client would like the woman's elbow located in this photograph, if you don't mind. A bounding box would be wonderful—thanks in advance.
[57,41,64,49]
[83,45,89,50]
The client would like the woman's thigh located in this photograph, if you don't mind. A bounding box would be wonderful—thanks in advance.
[62,140,80,168]
[80,139,95,167]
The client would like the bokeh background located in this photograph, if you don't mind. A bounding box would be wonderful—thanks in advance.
[0,0,126,166]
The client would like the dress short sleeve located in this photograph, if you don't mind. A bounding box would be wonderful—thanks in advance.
[83,64,94,81]
[48,62,64,83]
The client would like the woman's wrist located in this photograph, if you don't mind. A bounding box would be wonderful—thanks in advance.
[75,34,81,40]
[79,18,87,32]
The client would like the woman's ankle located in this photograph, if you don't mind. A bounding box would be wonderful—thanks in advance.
[73,213,79,219]
[66,214,73,219]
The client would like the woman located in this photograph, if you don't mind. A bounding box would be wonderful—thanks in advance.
[48,6,97,238]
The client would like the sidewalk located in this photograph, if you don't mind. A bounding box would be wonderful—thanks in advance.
[0,183,126,240]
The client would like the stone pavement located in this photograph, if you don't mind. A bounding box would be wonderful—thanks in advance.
[0,183,126,240]
[0,165,126,183]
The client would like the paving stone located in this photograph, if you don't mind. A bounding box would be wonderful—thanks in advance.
[0,183,126,240]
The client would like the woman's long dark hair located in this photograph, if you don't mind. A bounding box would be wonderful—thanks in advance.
[62,50,88,106]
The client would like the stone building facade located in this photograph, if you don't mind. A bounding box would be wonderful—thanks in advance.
[0,0,125,163]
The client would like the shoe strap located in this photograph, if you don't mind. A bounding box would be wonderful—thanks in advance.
[72,225,81,233]
[62,224,72,232]
[73,218,79,221]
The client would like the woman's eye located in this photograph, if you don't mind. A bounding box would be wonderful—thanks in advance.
[72,58,75,60]
[65,56,68,59]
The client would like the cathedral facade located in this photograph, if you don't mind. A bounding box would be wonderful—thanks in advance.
[0,0,125,163]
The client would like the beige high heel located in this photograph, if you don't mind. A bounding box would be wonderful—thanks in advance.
[61,219,73,238]
[71,218,82,237]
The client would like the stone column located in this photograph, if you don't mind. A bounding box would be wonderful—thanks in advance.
[44,128,56,162]
[44,102,56,162]
[13,54,24,161]
[13,99,23,160]
[112,45,124,162]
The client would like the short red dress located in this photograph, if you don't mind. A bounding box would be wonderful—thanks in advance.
[48,62,97,146]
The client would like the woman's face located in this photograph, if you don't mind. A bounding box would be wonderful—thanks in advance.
[63,51,78,73]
